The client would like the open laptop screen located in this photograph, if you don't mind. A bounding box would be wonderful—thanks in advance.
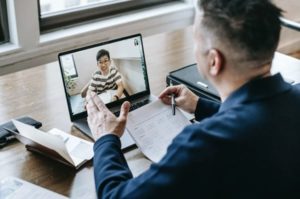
[58,34,150,120]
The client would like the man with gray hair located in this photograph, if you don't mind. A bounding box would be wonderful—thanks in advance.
[86,0,300,198]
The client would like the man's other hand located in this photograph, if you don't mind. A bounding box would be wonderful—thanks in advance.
[159,84,199,114]
[86,92,130,141]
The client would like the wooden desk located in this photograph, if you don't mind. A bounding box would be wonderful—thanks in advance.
[0,26,299,198]
[0,27,195,198]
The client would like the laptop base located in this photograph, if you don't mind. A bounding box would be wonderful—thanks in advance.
[73,119,136,151]
[73,94,156,151]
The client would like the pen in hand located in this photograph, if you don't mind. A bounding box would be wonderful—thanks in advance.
[170,81,176,116]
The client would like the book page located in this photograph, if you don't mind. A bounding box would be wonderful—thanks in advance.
[48,128,93,167]
[0,177,68,199]
[13,120,74,165]
[126,100,191,163]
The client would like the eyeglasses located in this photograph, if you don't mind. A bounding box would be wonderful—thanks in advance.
[97,59,110,65]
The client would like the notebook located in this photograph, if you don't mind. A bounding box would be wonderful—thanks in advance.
[58,34,154,150]
[0,177,68,199]
[7,120,94,169]
[126,100,191,163]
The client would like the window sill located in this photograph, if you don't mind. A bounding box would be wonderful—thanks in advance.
[0,43,21,56]
[40,2,193,45]
[0,2,194,75]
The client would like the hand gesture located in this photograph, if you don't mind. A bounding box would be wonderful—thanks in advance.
[159,84,199,114]
[86,92,130,141]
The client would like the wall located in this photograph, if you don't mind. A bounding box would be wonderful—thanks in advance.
[114,58,146,95]
[274,0,300,54]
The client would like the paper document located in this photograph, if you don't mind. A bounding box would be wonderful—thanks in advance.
[0,177,68,199]
[13,120,93,169]
[48,128,94,166]
[126,100,191,163]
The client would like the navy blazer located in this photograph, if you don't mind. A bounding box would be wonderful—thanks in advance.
[93,74,300,198]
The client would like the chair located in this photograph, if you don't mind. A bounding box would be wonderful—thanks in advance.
[280,17,300,32]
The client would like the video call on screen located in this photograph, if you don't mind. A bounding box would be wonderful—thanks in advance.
[59,36,147,115]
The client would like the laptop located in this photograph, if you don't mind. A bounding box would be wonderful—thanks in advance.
[58,34,154,150]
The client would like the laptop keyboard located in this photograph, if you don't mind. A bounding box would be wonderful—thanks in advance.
[113,99,150,117]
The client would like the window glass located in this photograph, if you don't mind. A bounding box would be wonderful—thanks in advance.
[38,0,181,32]
[0,0,9,44]
[40,0,117,16]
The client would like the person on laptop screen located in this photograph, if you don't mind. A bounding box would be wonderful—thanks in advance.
[86,0,300,198]
[81,49,125,102]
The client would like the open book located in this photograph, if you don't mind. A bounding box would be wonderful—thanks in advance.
[11,120,94,169]
[126,100,191,163]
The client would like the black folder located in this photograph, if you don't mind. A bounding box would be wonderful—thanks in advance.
[0,116,42,148]
[166,64,220,102]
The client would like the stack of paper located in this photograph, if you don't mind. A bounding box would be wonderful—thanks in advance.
[126,100,191,163]
[0,177,68,199]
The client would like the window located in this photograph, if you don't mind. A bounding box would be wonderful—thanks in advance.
[0,0,9,44]
[60,54,78,78]
[38,0,181,33]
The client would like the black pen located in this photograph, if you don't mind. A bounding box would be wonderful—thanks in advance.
[170,81,176,115]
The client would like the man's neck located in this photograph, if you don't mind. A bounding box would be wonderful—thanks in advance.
[217,65,271,102]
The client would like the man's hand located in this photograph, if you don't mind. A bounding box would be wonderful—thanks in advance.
[86,92,131,141]
[159,84,199,114]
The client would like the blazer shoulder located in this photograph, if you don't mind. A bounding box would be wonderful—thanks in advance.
[293,83,300,91]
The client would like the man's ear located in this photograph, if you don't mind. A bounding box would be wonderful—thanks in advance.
[207,49,224,76]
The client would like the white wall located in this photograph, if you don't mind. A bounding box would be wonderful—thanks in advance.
[114,58,146,95]
[274,0,300,53]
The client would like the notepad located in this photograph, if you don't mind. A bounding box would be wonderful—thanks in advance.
[12,120,93,169]
[126,100,191,163]
[0,177,68,199]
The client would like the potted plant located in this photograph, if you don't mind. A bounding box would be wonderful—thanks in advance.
[63,71,77,96]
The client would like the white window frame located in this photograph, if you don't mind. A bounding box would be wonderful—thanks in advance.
[0,0,194,75]
[39,0,183,33]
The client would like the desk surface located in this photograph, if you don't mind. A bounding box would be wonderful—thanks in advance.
[0,26,299,198]
[0,27,196,198]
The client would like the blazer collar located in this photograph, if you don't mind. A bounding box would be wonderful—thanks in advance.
[219,73,292,112]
